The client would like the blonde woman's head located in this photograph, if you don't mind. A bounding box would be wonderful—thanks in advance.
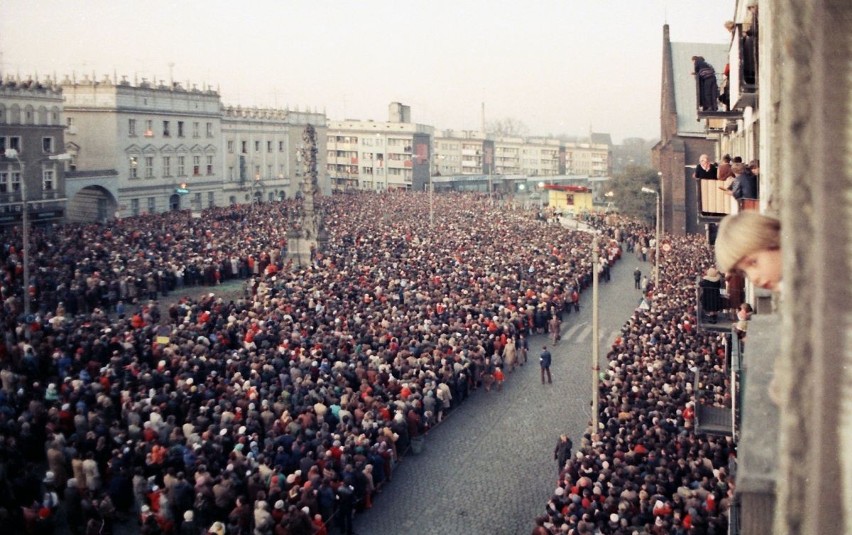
[715,212,782,290]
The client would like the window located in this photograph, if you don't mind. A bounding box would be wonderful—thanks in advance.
[254,165,260,178]
[208,191,215,208]
[227,140,234,153]
[147,197,156,214]
[193,155,201,176]
[193,122,199,138]
[163,121,170,137]
[129,156,138,179]
[194,192,201,207]
[255,141,260,152]
[206,155,213,175]
[267,165,272,178]
[241,141,248,154]
[11,171,20,192]
[42,169,54,190]
[128,119,137,136]
[177,121,185,137]
[177,156,185,176]
[267,141,273,153]
[131,198,139,216]
[42,137,54,153]
[206,122,213,137]
[163,156,171,177]
[0,172,7,193]
[228,166,234,180]
[9,137,21,152]
[145,156,154,178]
[279,141,284,152]
[0,137,5,152]
[145,120,153,137]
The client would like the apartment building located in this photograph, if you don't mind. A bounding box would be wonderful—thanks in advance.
[0,76,67,226]
[221,105,328,205]
[433,130,494,176]
[326,103,433,192]
[63,75,222,217]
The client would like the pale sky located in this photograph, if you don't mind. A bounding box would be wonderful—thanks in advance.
[1,0,732,143]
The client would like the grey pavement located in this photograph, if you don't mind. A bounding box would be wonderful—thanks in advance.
[353,250,649,535]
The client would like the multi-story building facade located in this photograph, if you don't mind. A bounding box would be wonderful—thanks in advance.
[221,105,328,204]
[564,140,610,177]
[493,137,524,176]
[521,137,564,177]
[326,103,433,192]
[63,75,222,217]
[433,130,494,177]
[0,77,67,226]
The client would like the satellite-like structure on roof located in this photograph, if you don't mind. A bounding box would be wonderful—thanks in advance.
[287,124,327,267]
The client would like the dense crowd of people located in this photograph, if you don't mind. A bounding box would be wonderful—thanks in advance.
[0,191,658,535]
[537,233,736,534]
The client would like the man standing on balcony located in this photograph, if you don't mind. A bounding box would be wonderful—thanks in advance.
[692,154,717,181]
[692,56,719,111]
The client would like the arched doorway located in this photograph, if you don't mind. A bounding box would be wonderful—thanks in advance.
[253,191,263,204]
[67,185,118,223]
[170,194,181,211]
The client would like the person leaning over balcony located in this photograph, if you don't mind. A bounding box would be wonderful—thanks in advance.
[715,211,782,292]
[692,154,717,181]
[692,56,719,111]
[731,161,758,205]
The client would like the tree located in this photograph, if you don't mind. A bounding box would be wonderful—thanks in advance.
[606,165,659,226]
[486,118,529,138]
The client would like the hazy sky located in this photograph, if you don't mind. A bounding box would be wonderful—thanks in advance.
[1,0,732,143]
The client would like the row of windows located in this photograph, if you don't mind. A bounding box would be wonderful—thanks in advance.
[0,169,55,193]
[227,139,286,154]
[128,192,216,216]
[0,136,56,154]
[0,104,61,126]
[128,119,214,139]
[226,164,287,181]
[128,155,214,179]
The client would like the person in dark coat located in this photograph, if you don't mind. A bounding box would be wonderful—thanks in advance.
[699,268,724,323]
[692,56,719,111]
[553,434,573,474]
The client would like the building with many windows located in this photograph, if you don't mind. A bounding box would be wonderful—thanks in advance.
[62,75,222,218]
[326,102,433,192]
[433,130,494,177]
[221,105,327,205]
[0,76,67,226]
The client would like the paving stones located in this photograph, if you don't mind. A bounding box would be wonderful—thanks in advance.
[353,256,642,535]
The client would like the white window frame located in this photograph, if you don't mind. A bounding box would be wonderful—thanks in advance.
[145,156,154,178]
[162,156,171,177]
[42,168,55,191]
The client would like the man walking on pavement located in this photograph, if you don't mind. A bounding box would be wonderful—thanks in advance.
[633,267,642,289]
[540,346,552,384]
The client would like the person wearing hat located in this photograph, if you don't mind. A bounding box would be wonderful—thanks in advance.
[699,268,723,323]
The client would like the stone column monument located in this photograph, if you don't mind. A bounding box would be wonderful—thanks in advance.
[287,124,327,266]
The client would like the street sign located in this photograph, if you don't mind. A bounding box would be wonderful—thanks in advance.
[175,187,189,195]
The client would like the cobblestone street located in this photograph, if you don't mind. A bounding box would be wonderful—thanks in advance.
[353,252,646,535]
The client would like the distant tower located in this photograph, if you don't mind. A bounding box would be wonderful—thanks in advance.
[287,124,327,266]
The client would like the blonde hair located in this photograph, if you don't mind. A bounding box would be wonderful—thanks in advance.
[715,212,781,272]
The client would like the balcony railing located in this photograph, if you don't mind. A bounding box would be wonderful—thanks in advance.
[698,179,733,219]
[729,23,758,109]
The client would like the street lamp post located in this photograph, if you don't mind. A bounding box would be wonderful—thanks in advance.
[5,149,30,316]
[641,187,661,291]
[591,233,600,435]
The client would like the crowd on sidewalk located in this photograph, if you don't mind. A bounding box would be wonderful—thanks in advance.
[536,234,735,535]
[0,192,650,535]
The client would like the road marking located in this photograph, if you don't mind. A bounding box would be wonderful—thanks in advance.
[563,322,587,339]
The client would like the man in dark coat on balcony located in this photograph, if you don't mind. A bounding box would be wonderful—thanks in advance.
[693,56,719,111]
